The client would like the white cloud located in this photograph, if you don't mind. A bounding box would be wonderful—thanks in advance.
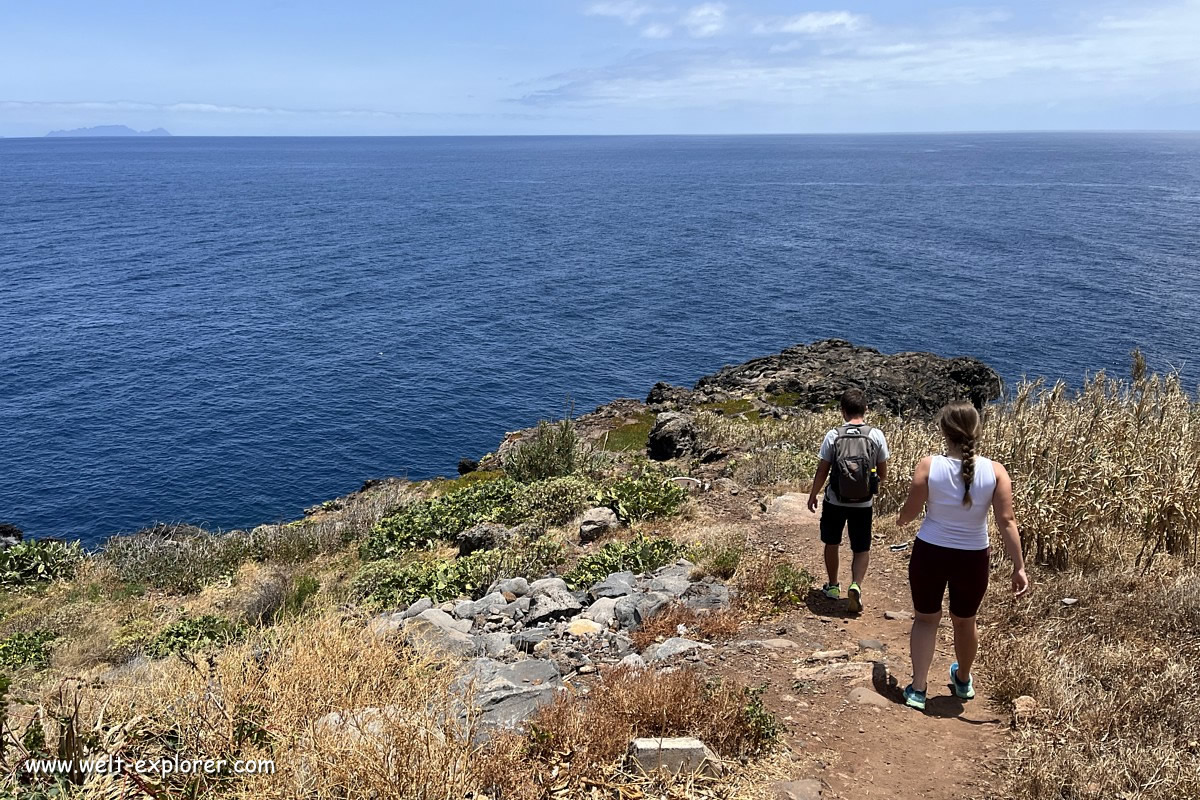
[521,0,1200,112]
[586,2,654,26]
[642,23,673,39]
[755,11,867,35]
[682,3,727,38]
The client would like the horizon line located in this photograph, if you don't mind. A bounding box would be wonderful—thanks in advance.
[5,128,1200,140]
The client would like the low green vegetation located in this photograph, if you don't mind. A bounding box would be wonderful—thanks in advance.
[146,615,242,659]
[595,469,688,523]
[0,540,84,588]
[361,476,596,561]
[764,390,801,407]
[766,563,812,609]
[564,535,685,590]
[0,630,57,672]
[353,535,565,608]
[601,412,657,452]
[504,419,597,483]
[429,469,506,495]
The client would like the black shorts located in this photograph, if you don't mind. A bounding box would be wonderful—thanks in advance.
[819,502,873,553]
[908,537,991,617]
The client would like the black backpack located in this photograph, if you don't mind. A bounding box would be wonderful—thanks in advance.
[830,423,880,502]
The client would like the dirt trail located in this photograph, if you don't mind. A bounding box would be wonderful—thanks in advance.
[711,496,1008,800]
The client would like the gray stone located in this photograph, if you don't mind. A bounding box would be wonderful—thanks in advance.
[884,610,914,621]
[527,585,583,625]
[649,574,691,596]
[488,577,530,597]
[619,653,648,670]
[615,592,671,631]
[512,628,552,653]
[457,658,563,735]
[476,632,515,659]
[401,597,433,619]
[858,639,886,652]
[454,592,508,620]
[772,779,824,800]
[529,577,570,595]
[644,637,712,663]
[366,612,407,638]
[627,737,721,777]
[403,617,476,657]
[808,649,850,662]
[681,581,730,611]
[579,507,619,543]
[583,596,618,626]
[567,618,604,637]
[501,596,531,619]
[589,571,637,600]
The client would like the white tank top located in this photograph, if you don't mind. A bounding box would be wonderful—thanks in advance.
[917,455,997,551]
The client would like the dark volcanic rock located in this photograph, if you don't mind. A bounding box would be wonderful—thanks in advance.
[694,339,1002,417]
[647,412,698,460]
[0,523,22,549]
[457,457,480,475]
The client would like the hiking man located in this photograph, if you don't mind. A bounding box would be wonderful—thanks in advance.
[806,388,889,613]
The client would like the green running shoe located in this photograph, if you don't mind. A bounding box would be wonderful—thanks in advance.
[903,684,927,711]
[950,662,975,700]
[847,582,863,614]
[822,583,841,600]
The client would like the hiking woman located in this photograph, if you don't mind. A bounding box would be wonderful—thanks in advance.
[896,400,1029,710]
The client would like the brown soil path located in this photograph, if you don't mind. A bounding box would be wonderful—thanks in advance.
[709,495,1009,800]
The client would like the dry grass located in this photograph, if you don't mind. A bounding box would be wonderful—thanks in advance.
[475,665,779,799]
[7,613,478,800]
[985,566,1200,799]
[631,605,742,650]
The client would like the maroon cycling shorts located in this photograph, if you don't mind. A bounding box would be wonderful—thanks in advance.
[908,537,991,618]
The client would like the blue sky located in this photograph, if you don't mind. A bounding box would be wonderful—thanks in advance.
[1,0,1198,136]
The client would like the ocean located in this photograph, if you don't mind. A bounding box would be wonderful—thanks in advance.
[2,133,1198,544]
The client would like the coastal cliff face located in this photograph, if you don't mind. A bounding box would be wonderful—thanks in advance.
[666,339,1003,417]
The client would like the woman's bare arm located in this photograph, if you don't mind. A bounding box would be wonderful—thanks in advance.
[991,461,1030,596]
[897,456,932,526]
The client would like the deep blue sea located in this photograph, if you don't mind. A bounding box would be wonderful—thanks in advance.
[3,133,1199,544]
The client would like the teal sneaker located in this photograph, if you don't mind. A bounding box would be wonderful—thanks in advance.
[822,583,841,600]
[903,684,927,711]
[950,662,975,700]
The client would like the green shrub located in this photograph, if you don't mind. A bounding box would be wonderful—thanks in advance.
[281,574,321,619]
[362,476,597,561]
[698,544,743,580]
[502,476,597,527]
[352,535,565,608]
[596,470,688,523]
[699,398,756,416]
[0,631,57,671]
[146,615,242,659]
[362,478,520,560]
[767,563,812,609]
[504,419,591,483]
[0,540,84,587]
[564,535,685,590]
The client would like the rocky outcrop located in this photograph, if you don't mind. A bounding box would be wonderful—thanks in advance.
[694,339,1001,417]
[0,523,22,549]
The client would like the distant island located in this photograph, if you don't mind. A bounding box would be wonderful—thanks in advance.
[45,125,171,138]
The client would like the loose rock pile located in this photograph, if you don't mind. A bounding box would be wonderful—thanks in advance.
[367,559,732,734]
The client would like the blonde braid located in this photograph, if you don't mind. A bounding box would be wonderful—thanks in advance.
[960,436,976,507]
